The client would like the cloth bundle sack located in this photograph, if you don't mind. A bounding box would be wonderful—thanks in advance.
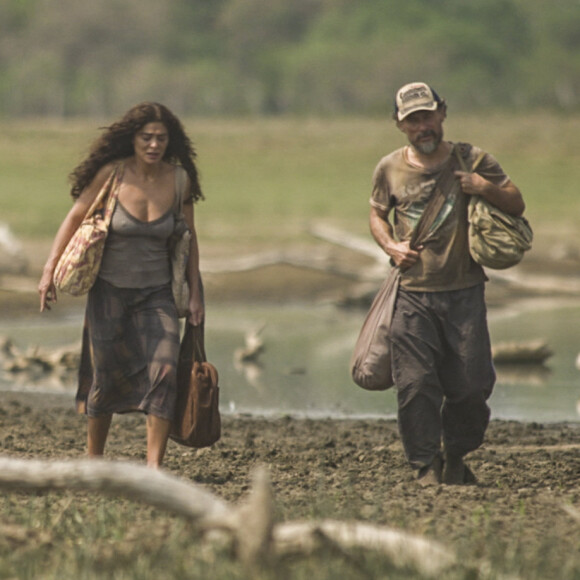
[170,167,192,318]
[170,323,221,448]
[53,164,122,296]
[350,267,401,390]
[350,145,464,391]
[467,196,533,269]
[458,149,533,270]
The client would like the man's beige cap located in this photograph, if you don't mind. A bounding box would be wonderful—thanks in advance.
[395,82,440,121]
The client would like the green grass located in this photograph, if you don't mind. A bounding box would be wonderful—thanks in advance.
[1,488,578,580]
[2,114,578,244]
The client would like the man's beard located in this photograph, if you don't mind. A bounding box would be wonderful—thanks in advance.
[411,130,442,155]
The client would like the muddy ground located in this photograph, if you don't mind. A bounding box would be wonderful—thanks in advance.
[1,392,580,577]
[1,238,580,576]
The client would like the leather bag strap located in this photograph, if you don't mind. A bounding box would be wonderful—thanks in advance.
[183,322,207,363]
[174,166,188,217]
[193,324,207,363]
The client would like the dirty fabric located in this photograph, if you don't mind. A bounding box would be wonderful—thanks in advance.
[76,277,180,421]
[390,283,495,469]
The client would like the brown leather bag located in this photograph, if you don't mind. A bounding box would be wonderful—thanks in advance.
[170,323,221,448]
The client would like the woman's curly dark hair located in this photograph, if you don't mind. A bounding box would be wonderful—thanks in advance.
[69,102,203,202]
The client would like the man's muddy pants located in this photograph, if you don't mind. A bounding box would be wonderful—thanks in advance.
[390,283,495,470]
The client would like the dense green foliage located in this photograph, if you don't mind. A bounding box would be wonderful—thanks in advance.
[1,0,579,117]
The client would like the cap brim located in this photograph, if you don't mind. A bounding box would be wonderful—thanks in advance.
[397,102,438,121]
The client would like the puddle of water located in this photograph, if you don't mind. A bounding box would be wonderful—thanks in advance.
[487,300,580,422]
[1,301,579,422]
[205,304,395,418]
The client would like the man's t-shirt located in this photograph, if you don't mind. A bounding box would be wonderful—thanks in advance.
[370,141,510,292]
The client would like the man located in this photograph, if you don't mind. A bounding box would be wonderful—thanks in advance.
[369,82,525,485]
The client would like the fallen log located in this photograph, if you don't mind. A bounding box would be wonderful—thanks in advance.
[562,504,580,524]
[308,222,580,296]
[274,519,456,577]
[0,456,456,577]
[0,457,229,523]
[492,339,553,365]
[308,223,388,262]
[202,247,338,274]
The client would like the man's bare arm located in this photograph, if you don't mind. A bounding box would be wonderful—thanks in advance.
[369,206,422,270]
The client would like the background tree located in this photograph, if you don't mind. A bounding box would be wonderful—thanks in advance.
[0,0,578,117]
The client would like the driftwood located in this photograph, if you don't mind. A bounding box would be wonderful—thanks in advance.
[0,336,80,386]
[0,456,457,577]
[200,246,363,281]
[562,504,580,524]
[492,339,553,365]
[234,324,266,364]
[274,520,456,577]
[199,222,580,304]
[308,223,388,263]
[199,224,390,283]
[309,222,580,296]
[0,457,229,522]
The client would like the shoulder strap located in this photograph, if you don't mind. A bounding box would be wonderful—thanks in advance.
[409,144,463,249]
[455,147,486,216]
[87,162,122,225]
[174,166,188,215]
[454,145,485,173]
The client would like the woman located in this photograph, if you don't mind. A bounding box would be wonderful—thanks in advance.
[38,102,204,468]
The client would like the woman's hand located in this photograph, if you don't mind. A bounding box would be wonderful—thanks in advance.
[39,268,57,312]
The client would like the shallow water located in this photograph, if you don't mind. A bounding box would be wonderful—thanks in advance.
[1,300,579,422]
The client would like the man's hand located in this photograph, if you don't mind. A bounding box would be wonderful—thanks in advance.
[454,170,491,196]
[390,240,423,270]
[454,171,525,216]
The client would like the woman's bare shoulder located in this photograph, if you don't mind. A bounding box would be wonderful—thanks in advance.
[78,161,123,201]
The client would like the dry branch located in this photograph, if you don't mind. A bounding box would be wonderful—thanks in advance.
[0,457,229,523]
[199,228,387,282]
[200,248,333,274]
[0,456,456,576]
[561,503,580,523]
[309,222,580,295]
[274,520,456,577]
[308,223,388,262]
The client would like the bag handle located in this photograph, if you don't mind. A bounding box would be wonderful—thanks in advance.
[83,163,122,222]
[184,322,207,363]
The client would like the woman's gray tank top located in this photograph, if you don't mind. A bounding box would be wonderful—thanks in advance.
[98,181,177,289]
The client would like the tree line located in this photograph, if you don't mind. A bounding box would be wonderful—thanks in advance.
[1,0,579,118]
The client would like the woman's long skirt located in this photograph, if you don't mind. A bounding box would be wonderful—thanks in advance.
[76,277,180,421]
